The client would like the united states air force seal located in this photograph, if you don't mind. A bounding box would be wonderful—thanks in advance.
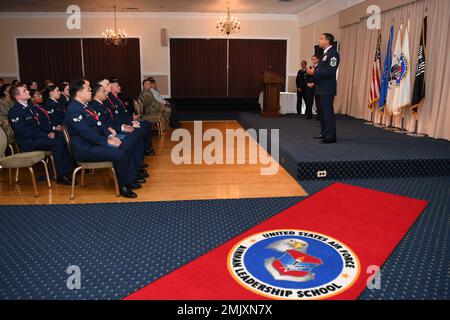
[227,229,360,300]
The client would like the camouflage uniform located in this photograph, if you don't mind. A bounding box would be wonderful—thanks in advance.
[139,89,171,124]
[0,98,15,144]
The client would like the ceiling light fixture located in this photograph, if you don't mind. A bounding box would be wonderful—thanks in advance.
[216,7,241,36]
[102,5,127,46]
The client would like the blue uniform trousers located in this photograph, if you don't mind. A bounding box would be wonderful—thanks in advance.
[22,133,75,177]
[317,95,337,141]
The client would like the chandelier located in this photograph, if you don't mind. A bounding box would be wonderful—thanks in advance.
[102,6,127,46]
[216,7,240,36]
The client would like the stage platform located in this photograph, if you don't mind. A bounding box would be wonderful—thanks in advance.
[238,113,450,181]
[171,97,261,121]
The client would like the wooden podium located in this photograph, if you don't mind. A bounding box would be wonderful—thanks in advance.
[260,71,283,118]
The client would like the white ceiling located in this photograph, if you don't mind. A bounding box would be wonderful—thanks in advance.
[0,0,323,14]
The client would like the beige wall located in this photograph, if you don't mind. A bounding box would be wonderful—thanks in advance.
[296,0,416,70]
[298,13,341,66]
[0,12,299,96]
[339,0,418,28]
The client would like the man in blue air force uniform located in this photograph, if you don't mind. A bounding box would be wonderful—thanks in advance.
[8,83,76,184]
[105,78,155,156]
[307,33,340,144]
[88,82,148,183]
[65,79,141,198]
[296,60,312,118]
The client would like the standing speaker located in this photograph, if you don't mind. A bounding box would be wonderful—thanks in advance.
[161,28,169,46]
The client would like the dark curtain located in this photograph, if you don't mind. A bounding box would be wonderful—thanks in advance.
[169,39,287,99]
[17,38,83,86]
[228,39,287,98]
[170,39,228,98]
[82,38,141,99]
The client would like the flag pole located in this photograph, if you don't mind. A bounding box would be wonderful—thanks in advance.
[374,110,384,128]
[394,110,408,134]
[407,107,427,137]
[364,105,375,125]
[407,120,427,138]
[384,113,398,131]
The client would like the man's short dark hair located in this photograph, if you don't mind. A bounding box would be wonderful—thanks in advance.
[9,83,27,100]
[59,81,69,91]
[142,79,151,86]
[109,78,119,84]
[69,79,86,99]
[91,82,103,96]
[323,33,335,46]
[312,54,320,59]
[95,77,108,84]
[301,60,307,64]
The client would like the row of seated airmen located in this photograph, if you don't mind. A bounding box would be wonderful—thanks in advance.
[1,78,180,198]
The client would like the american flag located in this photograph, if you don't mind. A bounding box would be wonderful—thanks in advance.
[369,33,382,109]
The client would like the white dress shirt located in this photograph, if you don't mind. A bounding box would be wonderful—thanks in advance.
[150,88,166,105]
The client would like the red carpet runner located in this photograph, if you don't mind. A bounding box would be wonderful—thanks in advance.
[125,183,427,300]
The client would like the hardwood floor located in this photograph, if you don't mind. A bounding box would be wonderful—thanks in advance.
[0,121,307,205]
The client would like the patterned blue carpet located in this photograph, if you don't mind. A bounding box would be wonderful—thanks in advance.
[0,179,448,300]
[0,197,302,300]
[238,113,450,180]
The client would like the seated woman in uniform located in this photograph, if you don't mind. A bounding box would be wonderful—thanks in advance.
[27,80,39,91]
[58,81,71,110]
[43,85,65,127]
[30,89,63,134]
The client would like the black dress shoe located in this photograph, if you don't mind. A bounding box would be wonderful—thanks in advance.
[137,172,149,179]
[320,139,337,144]
[139,168,148,175]
[127,183,142,190]
[140,164,149,169]
[120,186,137,198]
[144,149,156,156]
[133,178,146,184]
[314,134,325,139]
[56,176,75,185]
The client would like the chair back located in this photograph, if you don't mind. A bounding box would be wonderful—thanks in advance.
[133,98,143,115]
[62,126,74,155]
[0,126,7,159]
